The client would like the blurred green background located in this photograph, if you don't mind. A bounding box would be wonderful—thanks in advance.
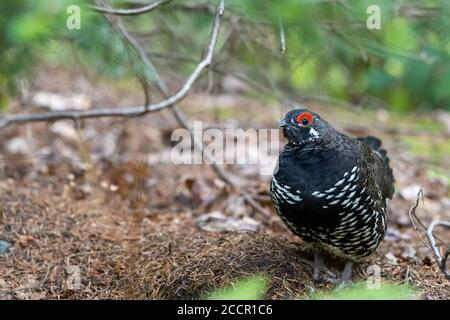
[1,0,450,111]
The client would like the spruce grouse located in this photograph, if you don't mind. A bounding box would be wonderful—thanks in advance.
[271,109,394,282]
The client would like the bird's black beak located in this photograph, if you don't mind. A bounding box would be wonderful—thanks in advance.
[278,119,289,128]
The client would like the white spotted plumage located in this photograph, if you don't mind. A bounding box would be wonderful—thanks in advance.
[272,109,394,261]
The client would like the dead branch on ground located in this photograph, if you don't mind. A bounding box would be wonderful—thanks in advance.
[408,187,450,281]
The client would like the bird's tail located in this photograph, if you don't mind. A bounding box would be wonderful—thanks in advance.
[358,136,395,198]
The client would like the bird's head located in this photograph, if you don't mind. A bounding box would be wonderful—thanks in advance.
[279,109,333,146]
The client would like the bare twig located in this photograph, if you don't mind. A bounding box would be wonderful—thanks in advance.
[407,187,432,252]
[138,75,151,107]
[90,0,173,16]
[146,50,198,64]
[426,220,450,280]
[243,194,272,218]
[172,3,216,14]
[0,105,143,129]
[408,187,450,281]
[97,0,169,97]
[171,105,239,187]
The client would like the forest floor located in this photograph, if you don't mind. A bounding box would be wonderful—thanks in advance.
[0,66,449,299]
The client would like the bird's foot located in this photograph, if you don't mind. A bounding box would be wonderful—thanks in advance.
[329,260,355,287]
[313,252,337,282]
[300,255,354,286]
[340,260,353,283]
[300,252,337,283]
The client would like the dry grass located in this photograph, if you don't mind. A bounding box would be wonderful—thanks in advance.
[0,175,449,299]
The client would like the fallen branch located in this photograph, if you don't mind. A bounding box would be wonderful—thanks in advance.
[243,193,272,219]
[426,220,450,280]
[408,187,432,252]
[408,187,450,281]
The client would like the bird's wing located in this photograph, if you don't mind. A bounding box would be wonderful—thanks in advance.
[359,140,395,200]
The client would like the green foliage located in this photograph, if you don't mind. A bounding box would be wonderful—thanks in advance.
[0,0,144,109]
[229,0,450,110]
[310,282,417,300]
[1,0,450,111]
[205,275,268,300]
[0,0,85,108]
[204,275,417,300]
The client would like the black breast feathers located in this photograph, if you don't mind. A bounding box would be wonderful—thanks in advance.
[271,109,394,260]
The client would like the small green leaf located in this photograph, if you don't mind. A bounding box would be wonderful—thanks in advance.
[310,282,417,300]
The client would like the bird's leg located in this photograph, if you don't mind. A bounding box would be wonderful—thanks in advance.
[329,260,355,288]
[340,260,353,284]
[313,251,336,282]
[299,252,337,282]
[313,251,325,281]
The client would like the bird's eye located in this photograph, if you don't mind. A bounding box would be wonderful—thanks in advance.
[296,112,314,127]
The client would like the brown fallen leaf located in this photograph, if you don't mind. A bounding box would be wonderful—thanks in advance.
[18,235,35,246]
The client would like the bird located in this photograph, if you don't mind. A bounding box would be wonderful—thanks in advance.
[271,108,394,283]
